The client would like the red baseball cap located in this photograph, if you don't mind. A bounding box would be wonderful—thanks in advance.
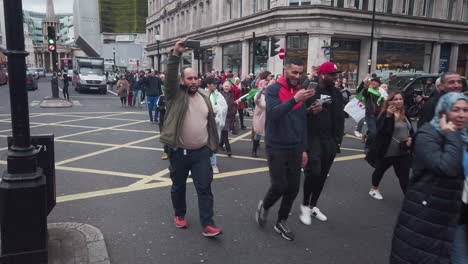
[318,62,342,75]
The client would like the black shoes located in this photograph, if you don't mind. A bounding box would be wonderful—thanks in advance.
[255,200,268,228]
[274,220,295,241]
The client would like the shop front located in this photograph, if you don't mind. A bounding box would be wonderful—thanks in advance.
[222,42,242,74]
[330,39,360,88]
[376,40,432,73]
[286,35,309,71]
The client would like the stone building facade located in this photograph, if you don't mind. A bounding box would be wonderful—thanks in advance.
[146,0,468,83]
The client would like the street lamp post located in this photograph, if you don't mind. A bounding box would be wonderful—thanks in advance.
[0,0,48,262]
[113,46,116,66]
[368,0,377,74]
[155,34,161,71]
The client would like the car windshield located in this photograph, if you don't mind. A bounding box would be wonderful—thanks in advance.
[385,76,415,91]
[80,67,103,75]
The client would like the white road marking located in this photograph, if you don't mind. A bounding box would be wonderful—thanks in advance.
[30,100,40,106]
[107,89,118,96]
[72,100,81,106]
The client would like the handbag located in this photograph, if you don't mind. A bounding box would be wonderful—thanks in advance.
[231,116,240,135]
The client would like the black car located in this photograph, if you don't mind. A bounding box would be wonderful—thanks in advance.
[26,73,38,90]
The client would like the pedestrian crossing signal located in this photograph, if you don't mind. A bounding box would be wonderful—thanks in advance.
[47,26,56,52]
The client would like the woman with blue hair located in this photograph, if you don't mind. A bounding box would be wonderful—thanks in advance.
[390,92,468,264]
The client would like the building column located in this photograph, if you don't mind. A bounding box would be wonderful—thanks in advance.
[430,42,441,74]
[213,45,223,72]
[267,35,286,76]
[241,40,250,77]
[41,52,45,68]
[449,43,459,72]
[307,34,332,71]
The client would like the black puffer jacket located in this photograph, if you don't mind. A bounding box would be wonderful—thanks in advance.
[390,123,465,264]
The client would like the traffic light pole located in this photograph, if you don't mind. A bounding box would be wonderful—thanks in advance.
[368,0,377,74]
[0,0,48,262]
[252,32,256,75]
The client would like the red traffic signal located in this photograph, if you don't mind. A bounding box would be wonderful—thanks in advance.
[48,44,56,52]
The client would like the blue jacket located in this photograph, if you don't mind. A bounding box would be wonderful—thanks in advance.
[264,79,307,151]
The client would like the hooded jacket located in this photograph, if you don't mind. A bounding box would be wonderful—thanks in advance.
[264,75,307,151]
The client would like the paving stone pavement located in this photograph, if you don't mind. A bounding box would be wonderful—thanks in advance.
[48,223,110,264]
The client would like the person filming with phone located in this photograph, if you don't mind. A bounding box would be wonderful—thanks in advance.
[365,92,414,200]
[160,38,222,238]
[299,62,345,225]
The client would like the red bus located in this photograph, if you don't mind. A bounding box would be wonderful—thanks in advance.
[61,58,73,70]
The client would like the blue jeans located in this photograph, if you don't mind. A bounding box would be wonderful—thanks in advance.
[452,225,468,264]
[254,134,262,141]
[365,116,377,150]
[210,154,217,165]
[133,90,142,106]
[147,96,159,121]
[169,146,214,227]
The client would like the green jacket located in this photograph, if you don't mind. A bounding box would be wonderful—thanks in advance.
[159,54,219,152]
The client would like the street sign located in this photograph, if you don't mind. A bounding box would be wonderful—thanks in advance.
[279,48,285,60]
[368,59,372,66]
[48,44,56,52]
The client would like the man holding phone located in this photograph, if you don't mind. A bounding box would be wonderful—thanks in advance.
[255,57,314,241]
[299,62,345,225]
[160,38,222,237]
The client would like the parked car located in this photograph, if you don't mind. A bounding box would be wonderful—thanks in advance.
[26,73,38,90]
[27,68,44,79]
[0,68,8,85]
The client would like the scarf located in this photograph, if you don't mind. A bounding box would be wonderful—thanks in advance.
[368,87,384,106]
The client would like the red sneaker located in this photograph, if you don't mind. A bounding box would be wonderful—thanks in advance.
[175,216,187,228]
[202,226,222,237]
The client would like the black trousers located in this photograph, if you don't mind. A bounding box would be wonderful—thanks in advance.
[219,130,231,152]
[263,147,302,222]
[62,84,69,100]
[371,155,411,193]
[303,139,337,207]
[168,146,214,227]
[238,109,244,127]
[120,97,127,104]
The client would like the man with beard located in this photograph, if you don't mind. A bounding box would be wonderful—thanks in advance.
[160,38,221,237]
[299,62,345,225]
[417,72,464,128]
[255,57,314,241]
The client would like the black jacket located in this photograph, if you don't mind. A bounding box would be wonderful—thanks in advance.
[417,90,442,128]
[390,124,465,264]
[265,82,308,151]
[146,75,162,97]
[305,84,344,155]
[366,113,414,167]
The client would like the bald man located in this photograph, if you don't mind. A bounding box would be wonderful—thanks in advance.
[159,38,222,237]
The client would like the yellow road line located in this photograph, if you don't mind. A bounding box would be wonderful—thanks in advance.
[42,113,147,122]
[56,166,148,179]
[28,121,159,134]
[340,147,364,152]
[55,134,160,166]
[129,168,170,187]
[345,134,362,140]
[229,131,252,144]
[55,120,145,140]
[335,154,366,161]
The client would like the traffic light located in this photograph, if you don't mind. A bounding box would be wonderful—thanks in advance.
[270,37,280,57]
[254,41,262,56]
[194,48,204,60]
[47,26,56,52]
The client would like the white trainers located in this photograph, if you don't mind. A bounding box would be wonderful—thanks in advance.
[299,205,312,225]
[369,188,384,200]
[354,131,363,138]
[212,165,220,174]
[311,207,328,222]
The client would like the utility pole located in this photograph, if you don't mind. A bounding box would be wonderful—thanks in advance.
[368,0,377,74]
[0,0,50,262]
[252,32,256,75]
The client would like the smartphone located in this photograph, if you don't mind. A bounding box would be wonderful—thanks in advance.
[388,101,394,106]
[183,40,200,49]
[308,82,318,90]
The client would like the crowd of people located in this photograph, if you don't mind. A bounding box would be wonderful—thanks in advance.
[114,38,468,263]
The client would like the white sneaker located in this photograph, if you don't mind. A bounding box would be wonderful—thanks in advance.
[212,165,220,174]
[299,205,312,225]
[311,207,327,222]
[354,131,363,138]
[369,188,383,200]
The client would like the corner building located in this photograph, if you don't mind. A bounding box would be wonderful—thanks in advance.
[146,0,468,85]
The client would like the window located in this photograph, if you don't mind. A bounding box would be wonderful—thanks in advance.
[337,0,345,8]
[290,0,310,5]
[463,0,468,22]
[423,0,434,17]
[447,0,456,20]
[402,0,407,13]
[266,0,271,9]
[385,0,393,13]
[403,0,415,15]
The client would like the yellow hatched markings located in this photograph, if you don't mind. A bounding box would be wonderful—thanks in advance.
[55,134,160,166]
[129,168,171,187]
[28,121,159,134]
[229,131,253,144]
[30,111,146,115]
[38,113,148,122]
[55,120,145,140]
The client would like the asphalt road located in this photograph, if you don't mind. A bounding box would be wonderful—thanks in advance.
[0,77,406,264]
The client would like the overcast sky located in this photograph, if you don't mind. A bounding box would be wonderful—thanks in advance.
[23,0,73,14]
